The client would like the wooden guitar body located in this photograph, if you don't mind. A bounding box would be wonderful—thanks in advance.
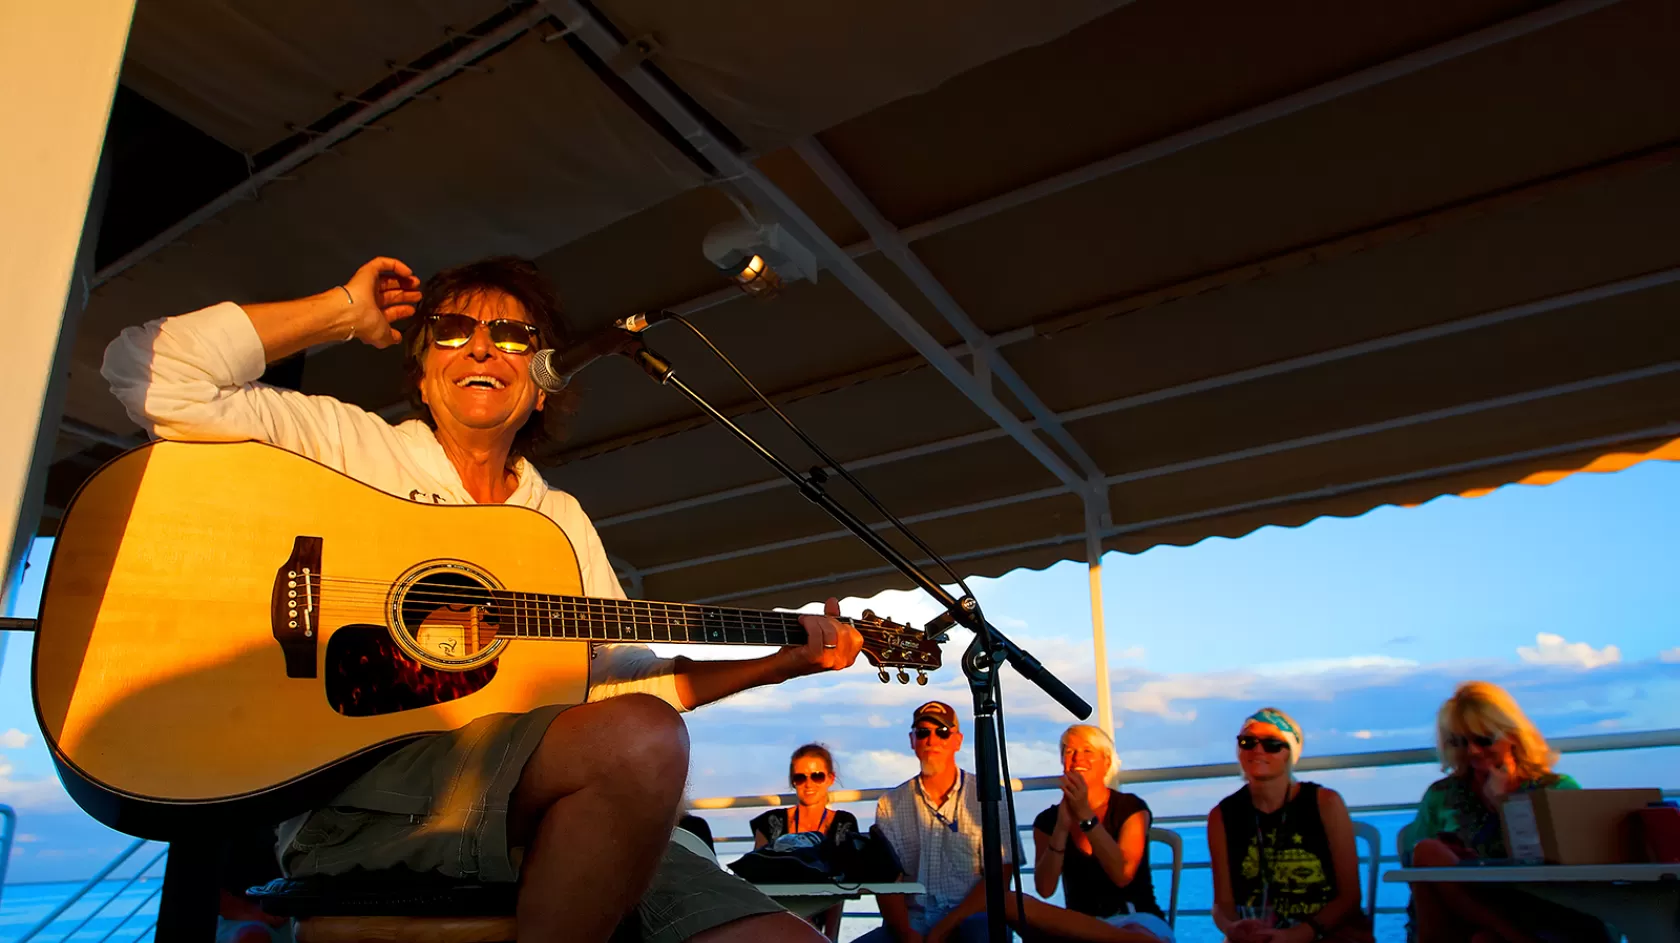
[34,441,590,835]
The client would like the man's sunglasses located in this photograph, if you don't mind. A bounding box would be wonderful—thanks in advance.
[1447,732,1501,749]
[1237,735,1290,754]
[790,772,828,785]
[913,726,954,741]
[424,313,542,355]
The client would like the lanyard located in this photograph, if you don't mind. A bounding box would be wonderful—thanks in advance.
[791,806,830,834]
[917,771,964,833]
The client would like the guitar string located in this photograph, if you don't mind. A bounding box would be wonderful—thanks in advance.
[301,576,914,634]
[278,588,907,645]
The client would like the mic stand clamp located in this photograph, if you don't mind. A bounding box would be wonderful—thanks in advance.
[621,338,1088,943]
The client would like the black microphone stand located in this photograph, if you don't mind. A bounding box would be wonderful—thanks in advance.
[616,337,1091,943]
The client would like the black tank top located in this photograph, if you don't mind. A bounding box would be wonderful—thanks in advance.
[1217,781,1337,926]
[1034,790,1163,919]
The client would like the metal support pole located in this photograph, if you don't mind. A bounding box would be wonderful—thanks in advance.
[1084,492,1114,739]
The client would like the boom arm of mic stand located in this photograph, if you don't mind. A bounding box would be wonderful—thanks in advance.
[622,341,1091,722]
[623,339,1087,943]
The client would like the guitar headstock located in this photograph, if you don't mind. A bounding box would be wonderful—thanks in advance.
[851,609,944,684]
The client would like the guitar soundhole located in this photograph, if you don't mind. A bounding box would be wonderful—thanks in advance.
[325,625,497,717]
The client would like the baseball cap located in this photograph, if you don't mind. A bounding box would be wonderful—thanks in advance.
[912,700,959,730]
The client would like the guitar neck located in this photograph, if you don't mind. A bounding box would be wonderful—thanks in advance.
[493,592,817,647]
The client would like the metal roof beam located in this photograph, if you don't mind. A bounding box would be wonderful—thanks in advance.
[560,138,1677,472]
[689,422,1680,605]
[544,0,1087,490]
[634,360,1680,576]
[794,138,1104,483]
[596,265,1680,528]
[570,0,1624,327]
[91,6,553,289]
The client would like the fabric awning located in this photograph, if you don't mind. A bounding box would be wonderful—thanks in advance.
[42,0,1680,611]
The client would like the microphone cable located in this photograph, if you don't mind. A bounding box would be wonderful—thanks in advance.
[660,312,974,600]
[661,311,1038,935]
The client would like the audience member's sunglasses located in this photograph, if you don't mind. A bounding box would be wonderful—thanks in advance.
[790,772,828,785]
[1447,732,1500,749]
[425,313,541,354]
[913,726,954,741]
[1237,735,1289,754]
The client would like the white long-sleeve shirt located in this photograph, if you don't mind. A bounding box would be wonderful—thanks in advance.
[101,302,683,709]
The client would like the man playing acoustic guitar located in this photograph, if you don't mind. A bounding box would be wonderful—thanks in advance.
[102,255,865,942]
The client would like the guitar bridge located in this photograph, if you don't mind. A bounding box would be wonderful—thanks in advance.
[272,536,322,678]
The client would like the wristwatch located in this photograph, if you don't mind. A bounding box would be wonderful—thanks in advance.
[1077,815,1100,832]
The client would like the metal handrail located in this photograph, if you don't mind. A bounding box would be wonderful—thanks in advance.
[0,803,15,909]
[687,728,1680,811]
[688,733,1680,929]
[51,847,168,942]
[14,838,152,942]
[96,882,164,943]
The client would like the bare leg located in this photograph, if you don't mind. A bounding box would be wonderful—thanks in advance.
[1004,895,1162,942]
[508,694,689,943]
[689,912,829,941]
[1411,839,1541,943]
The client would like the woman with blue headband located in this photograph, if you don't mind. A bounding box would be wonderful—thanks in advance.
[1206,708,1371,942]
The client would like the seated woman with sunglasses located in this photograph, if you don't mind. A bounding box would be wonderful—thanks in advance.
[1208,708,1370,943]
[1404,681,1606,943]
[751,745,859,938]
[751,744,859,849]
[1034,724,1174,942]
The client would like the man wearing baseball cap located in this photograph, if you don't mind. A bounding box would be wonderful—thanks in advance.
[860,703,1168,943]
[856,700,994,942]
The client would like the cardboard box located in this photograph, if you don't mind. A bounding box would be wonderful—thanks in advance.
[1501,787,1663,864]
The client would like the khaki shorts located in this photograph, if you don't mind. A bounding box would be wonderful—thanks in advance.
[281,705,784,941]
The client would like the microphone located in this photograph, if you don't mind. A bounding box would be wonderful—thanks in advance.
[529,311,668,392]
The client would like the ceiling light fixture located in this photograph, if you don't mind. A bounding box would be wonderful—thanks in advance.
[701,202,818,299]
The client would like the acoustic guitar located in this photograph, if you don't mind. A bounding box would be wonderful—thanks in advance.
[32,440,941,836]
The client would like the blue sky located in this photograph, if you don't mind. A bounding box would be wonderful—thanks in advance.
[2,458,1677,882]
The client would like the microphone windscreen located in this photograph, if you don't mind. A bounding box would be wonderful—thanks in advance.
[529,348,567,392]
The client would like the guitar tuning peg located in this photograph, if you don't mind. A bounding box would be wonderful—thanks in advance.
[878,668,890,684]
[862,608,876,620]
[897,669,910,684]
[917,671,928,686]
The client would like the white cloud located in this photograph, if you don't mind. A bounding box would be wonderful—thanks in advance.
[1350,730,1373,740]
[841,749,919,787]
[1114,646,1146,661]
[0,728,30,749]
[1661,647,1680,664]
[1517,633,1621,670]
[0,763,75,812]
[16,833,39,843]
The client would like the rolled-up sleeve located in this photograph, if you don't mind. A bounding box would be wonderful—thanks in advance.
[102,303,378,469]
[587,643,685,711]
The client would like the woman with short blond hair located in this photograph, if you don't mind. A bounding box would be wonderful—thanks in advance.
[1405,681,1607,942]
[1033,724,1173,941]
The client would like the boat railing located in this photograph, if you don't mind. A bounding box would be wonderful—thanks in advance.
[0,803,15,909]
[12,838,165,943]
[8,728,1676,939]
[686,728,1680,926]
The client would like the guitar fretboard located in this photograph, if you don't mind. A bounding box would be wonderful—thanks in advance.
[491,592,814,647]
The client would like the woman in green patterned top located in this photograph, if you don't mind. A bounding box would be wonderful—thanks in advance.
[1404,681,1606,943]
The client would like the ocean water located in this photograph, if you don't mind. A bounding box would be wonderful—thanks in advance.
[0,880,160,943]
[1,813,1416,943]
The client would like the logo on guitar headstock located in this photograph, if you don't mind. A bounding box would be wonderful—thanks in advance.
[852,609,944,685]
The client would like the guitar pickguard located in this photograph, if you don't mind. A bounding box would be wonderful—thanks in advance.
[324,625,497,717]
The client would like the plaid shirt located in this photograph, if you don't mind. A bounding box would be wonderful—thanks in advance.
[874,770,1014,932]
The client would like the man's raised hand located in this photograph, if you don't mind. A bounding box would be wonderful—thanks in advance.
[344,257,422,348]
